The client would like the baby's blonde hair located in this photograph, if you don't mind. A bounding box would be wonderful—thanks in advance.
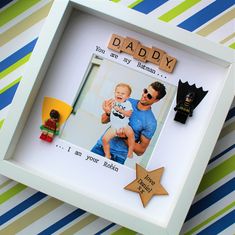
[115,83,132,95]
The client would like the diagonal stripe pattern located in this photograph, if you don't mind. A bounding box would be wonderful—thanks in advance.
[177,0,235,32]
[0,0,234,235]
[130,0,168,14]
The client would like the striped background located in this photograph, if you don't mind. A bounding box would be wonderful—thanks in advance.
[0,0,234,234]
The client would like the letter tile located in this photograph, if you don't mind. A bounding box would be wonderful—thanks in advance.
[147,47,165,65]
[159,54,177,73]
[121,37,139,55]
[108,34,125,52]
[133,44,150,62]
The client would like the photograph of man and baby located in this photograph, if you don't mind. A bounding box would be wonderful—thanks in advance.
[61,55,176,169]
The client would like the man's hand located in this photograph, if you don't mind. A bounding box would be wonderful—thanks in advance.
[101,99,114,124]
[102,98,114,114]
[117,129,151,156]
[116,128,127,138]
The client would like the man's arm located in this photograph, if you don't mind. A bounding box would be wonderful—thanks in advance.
[101,112,110,124]
[133,134,150,156]
[117,130,150,156]
[113,106,132,117]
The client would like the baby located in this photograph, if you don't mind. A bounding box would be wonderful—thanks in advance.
[102,83,135,159]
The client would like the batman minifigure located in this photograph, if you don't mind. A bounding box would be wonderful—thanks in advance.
[174,80,208,124]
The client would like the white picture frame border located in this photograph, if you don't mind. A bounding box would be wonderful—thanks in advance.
[0,1,234,234]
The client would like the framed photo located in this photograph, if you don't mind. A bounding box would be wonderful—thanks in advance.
[0,0,234,234]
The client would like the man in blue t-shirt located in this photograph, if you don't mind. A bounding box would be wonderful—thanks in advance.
[91,81,166,165]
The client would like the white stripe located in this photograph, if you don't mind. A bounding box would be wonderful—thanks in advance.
[0,179,17,194]
[1,0,51,32]
[218,223,235,235]
[1,19,45,60]
[206,146,235,174]
[1,187,37,215]
[53,213,90,235]
[210,131,235,159]
[205,20,235,43]
[0,175,10,184]
[182,193,234,234]
[191,205,234,235]
[0,0,18,12]
[229,98,235,108]
[195,7,235,35]
[0,65,25,90]
[1,196,49,229]
[53,212,96,235]
[193,172,234,203]
[17,203,78,235]
[223,37,235,47]
[148,0,185,18]
[169,0,214,26]
[101,225,122,235]
[74,217,113,235]
[117,0,138,7]
[222,114,235,129]
[0,106,10,123]
[221,101,235,127]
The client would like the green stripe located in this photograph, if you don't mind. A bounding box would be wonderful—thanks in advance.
[196,8,235,36]
[0,1,53,46]
[220,32,235,44]
[111,228,136,235]
[111,0,121,2]
[0,77,21,94]
[60,214,98,234]
[0,0,41,27]
[0,119,4,129]
[159,0,201,22]
[0,53,31,80]
[229,42,235,49]
[197,155,235,194]
[0,198,63,234]
[0,179,12,190]
[0,183,27,204]
[184,201,235,235]
[128,0,143,9]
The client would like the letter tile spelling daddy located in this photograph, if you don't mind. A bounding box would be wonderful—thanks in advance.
[108,34,177,73]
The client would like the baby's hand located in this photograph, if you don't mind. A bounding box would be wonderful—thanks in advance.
[114,106,121,112]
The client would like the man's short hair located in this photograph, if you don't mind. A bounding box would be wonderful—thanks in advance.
[150,81,166,100]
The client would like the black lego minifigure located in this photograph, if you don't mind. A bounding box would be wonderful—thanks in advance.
[174,80,208,124]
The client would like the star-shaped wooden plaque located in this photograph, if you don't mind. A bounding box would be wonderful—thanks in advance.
[124,164,168,207]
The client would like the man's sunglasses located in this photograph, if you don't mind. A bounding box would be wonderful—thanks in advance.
[143,88,154,100]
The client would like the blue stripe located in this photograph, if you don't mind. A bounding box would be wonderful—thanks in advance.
[94,223,116,235]
[225,107,235,121]
[197,209,235,235]
[132,0,168,14]
[0,38,37,72]
[38,209,86,235]
[0,0,14,9]
[185,178,235,221]
[0,82,19,110]
[178,0,235,32]
[0,192,47,225]
[209,144,235,164]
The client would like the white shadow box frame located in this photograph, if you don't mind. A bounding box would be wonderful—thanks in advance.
[0,0,234,234]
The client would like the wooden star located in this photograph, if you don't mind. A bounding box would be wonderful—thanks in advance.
[124,164,168,207]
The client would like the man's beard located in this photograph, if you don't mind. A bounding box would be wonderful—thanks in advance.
[139,100,149,106]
